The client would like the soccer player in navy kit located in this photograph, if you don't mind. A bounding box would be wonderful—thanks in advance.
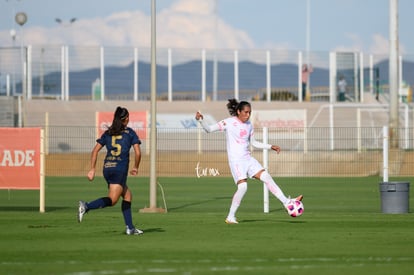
[195,99,303,224]
[78,106,143,235]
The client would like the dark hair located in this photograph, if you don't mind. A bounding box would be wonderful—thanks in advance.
[226,99,251,116]
[107,106,129,135]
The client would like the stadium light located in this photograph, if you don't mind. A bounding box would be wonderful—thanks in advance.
[9,29,16,42]
[55,17,77,26]
[15,11,27,26]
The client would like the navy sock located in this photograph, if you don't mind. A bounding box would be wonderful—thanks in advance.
[122,200,134,229]
[87,197,112,210]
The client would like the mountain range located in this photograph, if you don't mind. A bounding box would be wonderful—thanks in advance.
[32,59,414,97]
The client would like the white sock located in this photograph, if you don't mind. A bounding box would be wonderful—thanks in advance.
[260,171,289,205]
[227,182,247,219]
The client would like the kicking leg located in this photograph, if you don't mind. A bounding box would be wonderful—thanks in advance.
[257,170,289,205]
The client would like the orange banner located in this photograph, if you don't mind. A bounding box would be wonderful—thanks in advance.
[0,128,42,190]
[96,111,148,140]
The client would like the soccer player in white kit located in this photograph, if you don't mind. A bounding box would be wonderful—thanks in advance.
[195,99,303,224]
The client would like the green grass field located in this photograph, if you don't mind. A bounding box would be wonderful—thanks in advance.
[1,176,414,275]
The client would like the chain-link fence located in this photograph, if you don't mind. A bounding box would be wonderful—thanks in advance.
[2,46,414,103]
[44,126,414,178]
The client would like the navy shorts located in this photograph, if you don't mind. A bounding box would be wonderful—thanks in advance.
[103,168,128,187]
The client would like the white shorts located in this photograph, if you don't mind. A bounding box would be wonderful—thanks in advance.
[229,157,264,184]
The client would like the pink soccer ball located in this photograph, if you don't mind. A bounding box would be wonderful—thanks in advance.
[286,200,304,217]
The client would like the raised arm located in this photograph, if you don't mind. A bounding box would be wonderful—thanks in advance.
[195,111,221,133]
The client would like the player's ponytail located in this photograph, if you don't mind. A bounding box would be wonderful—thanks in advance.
[227,99,239,116]
[108,106,129,135]
[227,99,251,116]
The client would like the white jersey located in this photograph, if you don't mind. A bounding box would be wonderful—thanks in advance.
[199,116,271,162]
[338,79,347,92]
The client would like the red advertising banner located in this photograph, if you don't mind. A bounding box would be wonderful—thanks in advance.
[96,111,148,140]
[0,128,42,190]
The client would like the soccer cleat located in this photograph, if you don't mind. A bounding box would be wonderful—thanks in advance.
[284,195,304,213]
[295,195,303,202]
[225,217,239,224]
[77,200,88,223]
[126,226,144,235]
[285,195,303,205]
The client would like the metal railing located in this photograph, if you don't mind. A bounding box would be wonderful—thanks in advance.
[43,126,414,178]
[1,46,413,103]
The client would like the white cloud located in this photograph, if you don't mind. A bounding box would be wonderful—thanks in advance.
[331,32,406,56]
[368,34,390,55]
[0,0,255,50]
[168,0,214,15]
[332,32,364,53]
[157,0,254,49]
[367,34,407,57]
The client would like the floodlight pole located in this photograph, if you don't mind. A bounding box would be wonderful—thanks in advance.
[305,0,311,101]
[212,0,218,101]
[140,0,165,213]
[389,0,399,148]
[15,12,27,99]
[10,29,16,95]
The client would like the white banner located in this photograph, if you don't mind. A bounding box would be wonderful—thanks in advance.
[156,114,216,131]
[251,110,306,129]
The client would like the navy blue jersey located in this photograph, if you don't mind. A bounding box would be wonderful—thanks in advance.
[96,127,141,178]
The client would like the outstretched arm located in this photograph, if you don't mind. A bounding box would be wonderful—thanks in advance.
[251,135,280,154]
[195,111,221,133]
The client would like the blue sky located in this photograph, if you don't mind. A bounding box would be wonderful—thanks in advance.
[0,0,412,55]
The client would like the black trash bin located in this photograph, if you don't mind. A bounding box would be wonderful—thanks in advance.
[379,182,410,214]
